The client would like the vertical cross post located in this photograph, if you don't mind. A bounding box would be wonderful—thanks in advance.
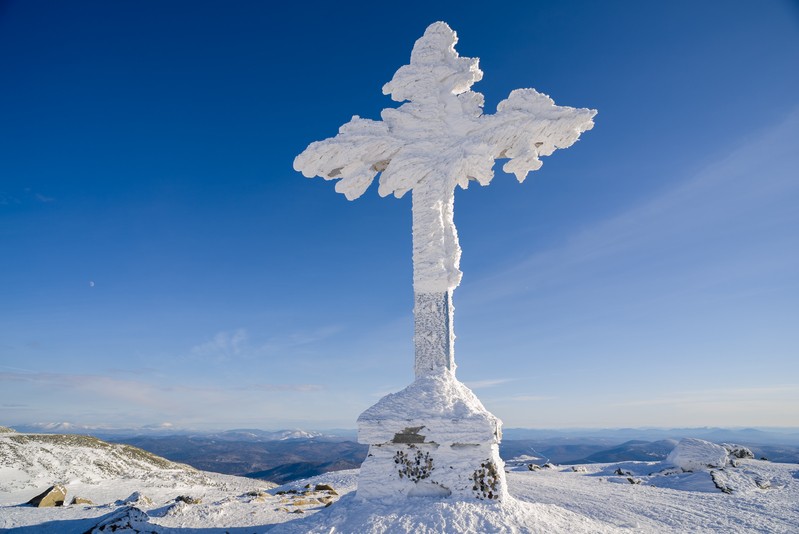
[294,21,595,502]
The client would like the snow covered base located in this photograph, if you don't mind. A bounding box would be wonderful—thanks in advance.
[356,370,507,501]
[271,493,616,534]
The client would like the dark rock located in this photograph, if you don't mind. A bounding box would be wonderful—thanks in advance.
[723,443,754,460]
[27,485,66,507]
[314,483,337,494]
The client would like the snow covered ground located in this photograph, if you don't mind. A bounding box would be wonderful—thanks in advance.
[1,432,797,533]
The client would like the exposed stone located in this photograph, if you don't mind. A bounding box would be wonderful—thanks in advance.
[86,506,152,533]
[723,443,755,460]
[121,491,153,507]
[70,496,94,505]
[26,485,66,507]
[711,470,734,494]
[175,495,201,505]
[392,426,426,444]
[314,483,338,494]
[289,498,319,506]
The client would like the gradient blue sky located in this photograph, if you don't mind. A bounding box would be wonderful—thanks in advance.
[2,0,797,431]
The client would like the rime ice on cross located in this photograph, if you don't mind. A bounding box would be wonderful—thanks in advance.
[295,22,595,379]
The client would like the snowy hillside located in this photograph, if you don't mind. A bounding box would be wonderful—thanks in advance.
[0,431,275,496]
[1,432,797,533]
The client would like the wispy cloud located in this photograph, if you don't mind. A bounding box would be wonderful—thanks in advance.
[464,378,516,389]
[510,395,557,402]
[34,192,55,203]
[241,383,324,392]
[0,371,323,405]
[191,328,249,361]
[256,325,343,355]
[189,325,342,363]
[0,192,20,205]
[467,106,799,306]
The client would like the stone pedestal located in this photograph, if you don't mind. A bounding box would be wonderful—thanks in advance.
[356,370,507,501]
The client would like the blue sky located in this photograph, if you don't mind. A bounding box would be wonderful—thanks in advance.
[1,0,797,431]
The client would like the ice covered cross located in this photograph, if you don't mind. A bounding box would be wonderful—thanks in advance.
[295,22,595,379]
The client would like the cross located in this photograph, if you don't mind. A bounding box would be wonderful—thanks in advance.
[295,22,595,380]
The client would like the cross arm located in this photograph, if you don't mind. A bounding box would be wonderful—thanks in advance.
[294,116,401,201]
[477,89,596,183]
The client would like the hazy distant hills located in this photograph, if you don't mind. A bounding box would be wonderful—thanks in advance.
[502,427,799,446]
[11,424,799,484]
[108,435,369,484]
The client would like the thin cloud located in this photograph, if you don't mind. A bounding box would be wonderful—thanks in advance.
[511,395,557,402]
[467,106,799,305]
[191,328,249,361]
[464,378,516,389]
[189,325,342,363]
[34,193,55,203]
[0,192,20,205]
[256,325,343,355]
[0,371,325,404]
[241,383,324,392]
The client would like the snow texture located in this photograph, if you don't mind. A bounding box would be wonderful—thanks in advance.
[357,371,500,445]
[357,370,505,501]
[294,21,596,294]
[413,291,455,377]
[3,432,799,533]
[666,438,729,472]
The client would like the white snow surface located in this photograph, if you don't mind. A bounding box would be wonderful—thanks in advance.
[3,432,799,533]
[666,437,730,471]
[357,370,500,444]
[294,21,596,293]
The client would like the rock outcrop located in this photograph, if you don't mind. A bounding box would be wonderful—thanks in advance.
[26,484,67,507]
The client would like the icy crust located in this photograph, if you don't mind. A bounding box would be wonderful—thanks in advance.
[413,291,455,376]
[357,370,501,445]
[666,438,729,471]
[294,21,596,293]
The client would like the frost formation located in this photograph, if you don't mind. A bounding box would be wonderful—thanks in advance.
[294,21,596,295]
[294,21,596,502]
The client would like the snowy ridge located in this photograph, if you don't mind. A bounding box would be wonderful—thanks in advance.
[1,434,798,532]
[0,433,236,494]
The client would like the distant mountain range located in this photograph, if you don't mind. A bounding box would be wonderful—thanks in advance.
[502,426,799,446]
[11,422,353,441]
[107,434,369,484]
[8,423,799,484]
